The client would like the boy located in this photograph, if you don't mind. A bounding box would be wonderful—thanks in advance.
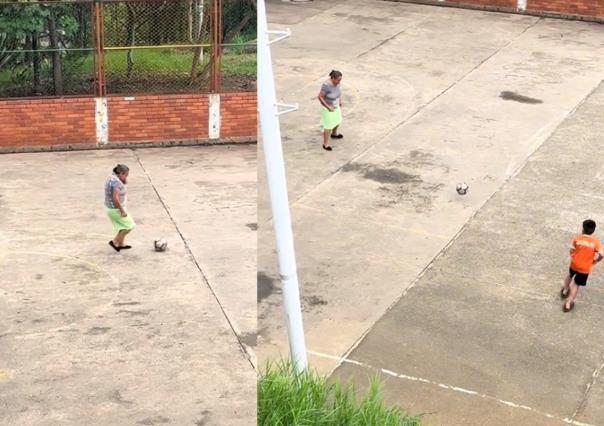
[561,219,603,312]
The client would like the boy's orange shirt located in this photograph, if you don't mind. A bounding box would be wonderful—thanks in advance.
[570,235,602,274]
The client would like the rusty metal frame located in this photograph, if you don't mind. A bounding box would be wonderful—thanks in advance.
[1,0,236,99]
[210,0,222,92]
[93,0,106,96]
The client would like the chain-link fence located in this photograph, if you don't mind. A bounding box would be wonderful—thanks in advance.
[0,0,256,98]
[220,0,255,91]
[0,1,95,97]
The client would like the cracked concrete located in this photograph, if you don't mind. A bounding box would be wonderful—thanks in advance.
[333,80,604,425]
[0,145,256,425]
[260,0,604,423]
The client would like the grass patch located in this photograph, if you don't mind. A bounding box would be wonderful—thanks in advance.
[258,361,421,426]
[0,48,255,96]
[92,48,255,77]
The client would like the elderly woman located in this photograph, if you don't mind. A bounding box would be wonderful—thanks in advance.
[318,70,343,151]
[105,164,135,252]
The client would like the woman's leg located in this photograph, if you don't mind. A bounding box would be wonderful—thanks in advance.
[115,229,131,247]
[331,125,339,136]
[323,129,331,147]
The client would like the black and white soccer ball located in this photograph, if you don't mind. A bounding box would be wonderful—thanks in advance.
[456,182,469,195]
[154,239,168,252]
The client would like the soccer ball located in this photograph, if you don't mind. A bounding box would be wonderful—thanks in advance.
[154,239,168,252]
[456,183,469,195]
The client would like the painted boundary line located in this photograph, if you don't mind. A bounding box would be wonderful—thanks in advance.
[308,350,596,426]
[132,150,256,370]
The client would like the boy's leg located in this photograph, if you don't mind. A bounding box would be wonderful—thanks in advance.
[561,273,572,297]
[566,280,579,308]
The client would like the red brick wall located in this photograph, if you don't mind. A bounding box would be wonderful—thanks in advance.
[0,91,256,151]
[446,0,515,8]
[0,97,96,148]
[220,92,257,138]
[387,0,604,19]
[108,94,209,142]
[527,0,604,18]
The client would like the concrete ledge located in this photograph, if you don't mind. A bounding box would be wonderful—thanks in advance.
[382,0,604,24]
[0,136,257,155]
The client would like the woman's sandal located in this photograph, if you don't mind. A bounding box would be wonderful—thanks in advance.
[120,245,132,250]
[109,241,121,252]
[322,145,333,151]
[563,301,574,312]
[330,133,344,139]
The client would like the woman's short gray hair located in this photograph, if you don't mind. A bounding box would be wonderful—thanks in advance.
[113,164,129,175]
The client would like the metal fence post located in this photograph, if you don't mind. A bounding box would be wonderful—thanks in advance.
[210,0,221,92]
[93,0,106,97]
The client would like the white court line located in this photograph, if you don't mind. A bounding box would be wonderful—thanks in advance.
[1,248,123,338]
[308,350,594,426]
[570,359,604,422]
[8,249,122,310]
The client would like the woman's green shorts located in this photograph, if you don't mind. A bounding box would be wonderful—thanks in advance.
[320,106,342,130]
[106,207,135,231]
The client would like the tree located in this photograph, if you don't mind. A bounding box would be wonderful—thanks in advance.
[0,1,90,96]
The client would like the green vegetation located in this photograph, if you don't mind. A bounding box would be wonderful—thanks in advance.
[0,48,255,96]
[0,0,256,97]
[258,361,421,426]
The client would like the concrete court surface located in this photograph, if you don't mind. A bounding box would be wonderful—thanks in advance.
[257,0,604,423]
[333,81,604,426]
[0,145,256,425]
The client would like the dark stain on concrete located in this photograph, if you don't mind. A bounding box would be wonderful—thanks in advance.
[409,150,432,162]
[194,410,211,426]
[35,274,43,280]
[258,272,277,302]
[32,319,45,323]
[304,295,328,307]
[110,390,133,405]
[118,309,151,317]
[342,162,421,184]
[113,301,141,307]
[239,332,257,347]
[246,223,258,231]
[137,416,171,425]
[500,91,543,104]
[333,12,393,25]
[87,327,111,335]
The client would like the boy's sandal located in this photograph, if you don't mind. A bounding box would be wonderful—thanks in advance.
[560,288,569,299]
[563,301,574,312]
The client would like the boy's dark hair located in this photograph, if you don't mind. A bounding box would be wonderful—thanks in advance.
[583,219,596,235]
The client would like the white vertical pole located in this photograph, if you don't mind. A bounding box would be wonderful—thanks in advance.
[257,0,308,373]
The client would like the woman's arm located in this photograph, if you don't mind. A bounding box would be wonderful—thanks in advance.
[318,91,334,111]
[112,188,127,217]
